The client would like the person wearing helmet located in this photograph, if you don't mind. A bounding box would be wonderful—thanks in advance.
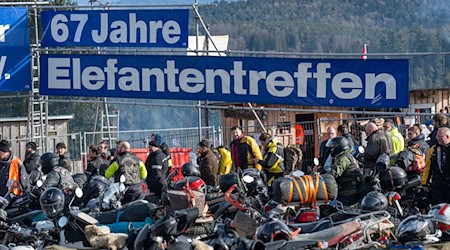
[255,219,292,243]
[254,133,284,188]
[326,136,361,206]
[422,127,450,205]
[197,139,219,186]
[360,191,388,212]
[144,140,168,198]
[38,152,79,196]
[40,187,65,219]
[106,141,147,203]
[0,140,28,199]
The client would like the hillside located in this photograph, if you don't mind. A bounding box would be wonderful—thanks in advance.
[199,0,450,90]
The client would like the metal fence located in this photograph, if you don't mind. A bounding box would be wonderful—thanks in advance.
[6,133,83,161]
[84,126,221,150]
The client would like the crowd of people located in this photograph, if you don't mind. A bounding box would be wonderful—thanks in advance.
[0,114,449,211]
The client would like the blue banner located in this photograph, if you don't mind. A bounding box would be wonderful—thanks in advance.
[0,7,31,92]
[41,9,189,48]
[39,55,409,108]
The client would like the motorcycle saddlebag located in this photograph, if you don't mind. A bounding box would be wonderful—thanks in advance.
[165,189,205,215]
[93,200,159,224]
[271,174,337,205]
[219,172,238,193]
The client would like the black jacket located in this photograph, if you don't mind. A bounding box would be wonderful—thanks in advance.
[145,149,169,197]
[408,134,430,156]
[23,152,40,174]
[364,129,392,170]
[42,166,78,192]
[59,153,73,172]
[86,155,110,178]
[428,128,439,148]
[343,133,359,150]
[319,140,332,166]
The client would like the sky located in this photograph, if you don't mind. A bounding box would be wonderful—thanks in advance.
[77,0,216,6]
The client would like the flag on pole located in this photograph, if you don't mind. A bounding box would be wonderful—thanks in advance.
[361,44,367,60]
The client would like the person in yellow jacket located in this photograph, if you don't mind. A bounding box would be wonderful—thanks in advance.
[217,146,232,175]
[422,127,450,204]
[384,119,405,154]
[254,133,284,187]
[230,126,262,171]
[105,141,147,203]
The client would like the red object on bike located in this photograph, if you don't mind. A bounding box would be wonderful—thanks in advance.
[296,209,317,223]
[225,184,248,211]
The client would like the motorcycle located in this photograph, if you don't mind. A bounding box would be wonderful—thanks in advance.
[133,207,199,250]
[36,187,127,249]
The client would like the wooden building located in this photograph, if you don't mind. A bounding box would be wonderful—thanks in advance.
[219,88,450,166]
[0,115,73,160]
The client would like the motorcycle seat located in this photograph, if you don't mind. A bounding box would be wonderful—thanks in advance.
[289,219,333,234]
[289,211,358,234]
[293,221,361,246]
[205,192,225,205]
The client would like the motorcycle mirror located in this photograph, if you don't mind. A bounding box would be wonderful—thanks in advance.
[119,175,126,183]
[36,180,43,188]
[119,183,126,192]
[0,196,9,210]
[291,170,304,177]
[313,158,320,166]
[242,175,254,184]
[75,188,83,198]
[58,216,68,228]
[358,146,365,154]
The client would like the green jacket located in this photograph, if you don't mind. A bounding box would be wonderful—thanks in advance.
[331,149,355,178]
[388,127,405,154]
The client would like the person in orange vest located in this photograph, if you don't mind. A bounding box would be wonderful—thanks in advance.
[0,140,28,200]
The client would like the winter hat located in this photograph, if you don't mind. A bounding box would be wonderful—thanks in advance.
[26,142,37,151]
[149,140,161,148]
[0,140,10,152]
[56,142,66,149]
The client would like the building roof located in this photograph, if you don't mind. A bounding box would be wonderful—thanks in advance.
[0,115,74,123]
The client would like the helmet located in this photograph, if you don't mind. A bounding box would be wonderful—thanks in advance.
[219,172,238,192]
[181,163,201,177]
[375,153,390,172]
[325,137,350,156]
[428,203,450,234]
[40,187,65,219]
[396,215,438,243]
[379,167,407,191]
[173,176,206,193]
[360,191,388,212]
[256,219,292,243]
[82,176,110,203]
[40,152,59,174]
[242,168,267,195]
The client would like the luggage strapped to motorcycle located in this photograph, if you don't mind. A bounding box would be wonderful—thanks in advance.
[183,181,197,208]
[287,175,328,207]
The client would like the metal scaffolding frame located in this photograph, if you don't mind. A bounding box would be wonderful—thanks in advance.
[0,1,448,149]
